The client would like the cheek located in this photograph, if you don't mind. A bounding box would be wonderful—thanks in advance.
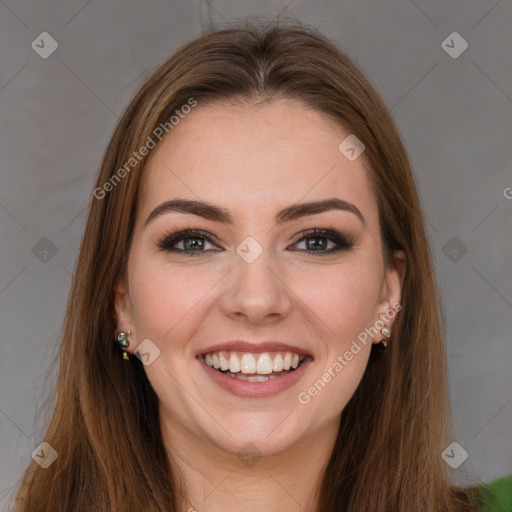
[294,268,378,419]
[127,259,213,349]
[291,263,383,348]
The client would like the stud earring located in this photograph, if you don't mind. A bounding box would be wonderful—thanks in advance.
[116,330,131,360]
[380,325,391,348]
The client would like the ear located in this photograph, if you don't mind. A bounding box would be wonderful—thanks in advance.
[113,275,136,352]
[373,249,406,343]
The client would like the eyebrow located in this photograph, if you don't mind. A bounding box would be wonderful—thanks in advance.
[144,197,365,227]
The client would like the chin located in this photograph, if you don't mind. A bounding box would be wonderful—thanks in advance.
[199,410,312,458]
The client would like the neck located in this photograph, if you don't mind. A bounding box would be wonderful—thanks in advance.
[160,413,340,512]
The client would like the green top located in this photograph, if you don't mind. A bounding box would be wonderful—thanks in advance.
[474,475,512,511]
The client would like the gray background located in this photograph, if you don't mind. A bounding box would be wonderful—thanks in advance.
[1,0,511,506]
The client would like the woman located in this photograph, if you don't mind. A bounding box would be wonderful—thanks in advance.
[13,20,494,511]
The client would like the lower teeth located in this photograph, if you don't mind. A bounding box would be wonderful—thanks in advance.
[228,371,291,382]
[217,366,299,382]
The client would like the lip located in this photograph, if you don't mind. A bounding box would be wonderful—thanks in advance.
[198,353,313,398]
[197,341,312,357]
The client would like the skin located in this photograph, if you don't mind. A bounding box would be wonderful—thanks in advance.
[114,98,406,512]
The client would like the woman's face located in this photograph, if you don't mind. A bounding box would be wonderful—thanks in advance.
[114,98,404,457]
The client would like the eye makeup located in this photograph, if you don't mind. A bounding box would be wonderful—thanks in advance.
[156,225,356,258]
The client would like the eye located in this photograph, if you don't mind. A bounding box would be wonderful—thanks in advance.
[289,228,355,256]
[157,229,222,256]
[157,227,355,257]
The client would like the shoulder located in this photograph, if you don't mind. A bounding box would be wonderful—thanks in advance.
[472,474,512,512]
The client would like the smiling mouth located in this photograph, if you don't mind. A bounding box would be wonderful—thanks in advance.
[203,350,308,382]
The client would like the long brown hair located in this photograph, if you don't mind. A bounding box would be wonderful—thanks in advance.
[13,20,479,511]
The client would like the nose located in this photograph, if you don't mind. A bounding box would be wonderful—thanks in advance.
[218,248,293,326]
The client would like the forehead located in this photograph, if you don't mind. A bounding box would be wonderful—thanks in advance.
[138,98,378,228]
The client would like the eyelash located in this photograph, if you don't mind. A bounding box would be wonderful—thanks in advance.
[157,227,355,257]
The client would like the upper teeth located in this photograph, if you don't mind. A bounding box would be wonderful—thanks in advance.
[204,351,305,374]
